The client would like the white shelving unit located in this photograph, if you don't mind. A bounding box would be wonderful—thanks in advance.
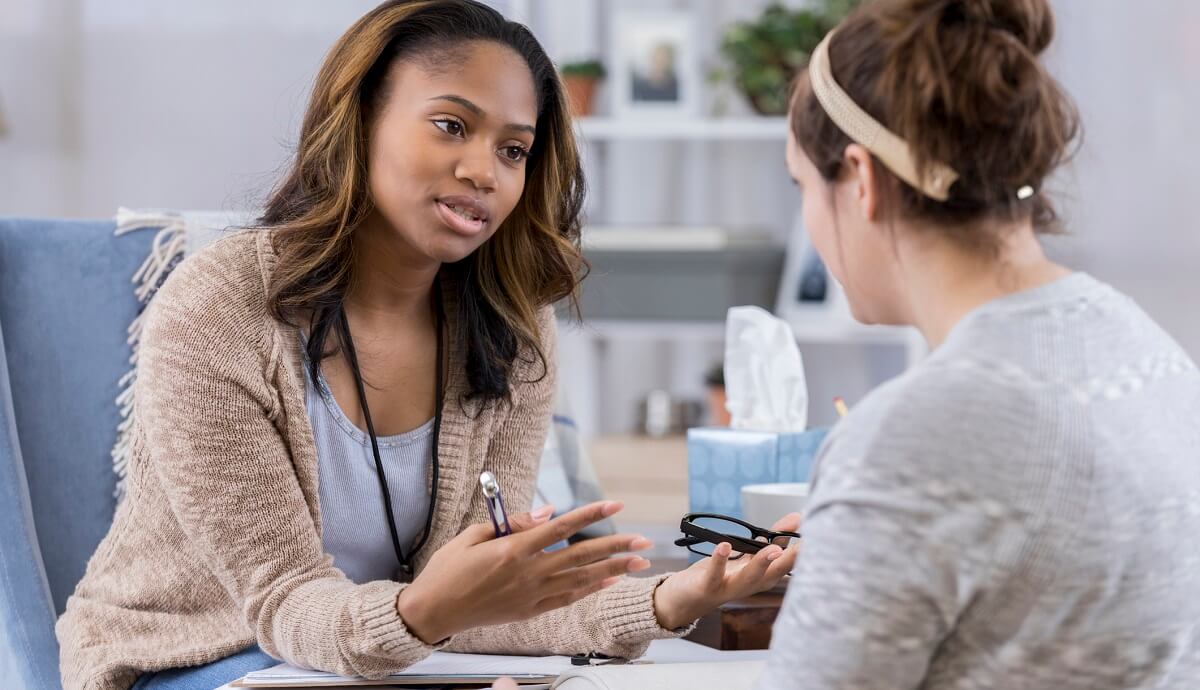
[563,115,925,439]
[569,116,924,357]
[572,317,918,349]
[577,116,788,141]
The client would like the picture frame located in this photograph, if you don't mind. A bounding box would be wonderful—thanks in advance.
[609,9,701,118]
[774,208,850,325]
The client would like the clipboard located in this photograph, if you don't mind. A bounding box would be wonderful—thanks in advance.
[229,638,745,688]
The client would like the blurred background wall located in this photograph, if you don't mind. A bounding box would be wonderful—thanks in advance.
[1,0,1196,442]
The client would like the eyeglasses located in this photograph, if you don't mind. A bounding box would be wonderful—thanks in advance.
[674,512,801,560]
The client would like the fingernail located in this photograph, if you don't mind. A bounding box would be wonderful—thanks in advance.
[532,505,554,520]
[628,557,651,572]
[629,537,653,551]
[766,548,783,561]
[601,501,624,517]
[719,543,732,557]
[600,576,622,588]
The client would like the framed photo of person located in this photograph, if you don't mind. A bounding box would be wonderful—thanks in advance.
[609,9,701,118]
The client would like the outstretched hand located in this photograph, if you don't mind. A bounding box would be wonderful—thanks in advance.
[396,501,652,644]
[651,512,801,630]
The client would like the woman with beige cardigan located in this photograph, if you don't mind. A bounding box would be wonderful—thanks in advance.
[55,2,799,690]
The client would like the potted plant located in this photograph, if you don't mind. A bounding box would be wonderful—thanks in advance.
[718,1,859,116]
[559,59,607,117]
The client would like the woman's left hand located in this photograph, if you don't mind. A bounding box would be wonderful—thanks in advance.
[651,513,802,631]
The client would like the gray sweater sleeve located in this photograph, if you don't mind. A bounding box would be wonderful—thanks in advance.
[755,370,1041,690]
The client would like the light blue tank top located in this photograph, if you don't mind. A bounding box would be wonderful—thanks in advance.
[301,358,433,584]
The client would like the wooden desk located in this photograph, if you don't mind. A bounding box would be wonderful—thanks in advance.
[685,590,784,651]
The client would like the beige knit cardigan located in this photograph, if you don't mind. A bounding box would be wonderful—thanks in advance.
[56,231,681,690]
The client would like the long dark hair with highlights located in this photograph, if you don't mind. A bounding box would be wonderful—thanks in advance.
[260,0,585,404]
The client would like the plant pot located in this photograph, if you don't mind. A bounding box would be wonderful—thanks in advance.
[563,75,599,117]
[739,84,789,116]
[746,92,786,116]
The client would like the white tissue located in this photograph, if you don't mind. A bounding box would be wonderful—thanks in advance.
[723,306,809,431]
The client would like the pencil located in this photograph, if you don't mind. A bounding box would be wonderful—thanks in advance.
[833,396,849,418]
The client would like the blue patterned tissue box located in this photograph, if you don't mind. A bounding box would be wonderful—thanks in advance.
[686,427,830,520]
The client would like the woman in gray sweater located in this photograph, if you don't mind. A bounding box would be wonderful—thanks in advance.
[493,0,1199,688]
[753,0,1200,688]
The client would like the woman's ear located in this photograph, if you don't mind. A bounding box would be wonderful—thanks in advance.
[842,144,879,222]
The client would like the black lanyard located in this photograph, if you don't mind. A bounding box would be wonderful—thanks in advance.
[336,285,443,583]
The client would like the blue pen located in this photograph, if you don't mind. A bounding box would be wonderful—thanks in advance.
[479,471,512,537]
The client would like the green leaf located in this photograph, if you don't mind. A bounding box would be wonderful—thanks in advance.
[717,1,860,114]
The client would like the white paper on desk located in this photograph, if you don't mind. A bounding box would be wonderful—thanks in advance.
[238,651,572,686]
[233,639,757,688]
[642,638,770,664]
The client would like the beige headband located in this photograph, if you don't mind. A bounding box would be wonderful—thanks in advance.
[808,30,959,202]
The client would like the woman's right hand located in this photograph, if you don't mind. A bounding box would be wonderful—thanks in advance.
[395,501,653,644]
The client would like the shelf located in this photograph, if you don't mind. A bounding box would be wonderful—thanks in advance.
[575,117,788,141]
[581,226,732,251]
[564,319,726,341]
[560,317,918,346]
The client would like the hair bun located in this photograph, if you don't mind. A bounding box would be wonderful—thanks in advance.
[876,0,1065,161]
[791,0,1079,238]
[955,0,1054,55]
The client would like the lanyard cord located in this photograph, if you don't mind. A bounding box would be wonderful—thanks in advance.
[336,282,444,580]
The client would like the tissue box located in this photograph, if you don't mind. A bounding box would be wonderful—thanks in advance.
[687,427,829,520]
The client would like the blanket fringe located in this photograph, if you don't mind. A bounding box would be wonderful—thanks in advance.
[111,208,189,502]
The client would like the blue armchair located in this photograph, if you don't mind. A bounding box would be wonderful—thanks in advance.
[0,218,154,690]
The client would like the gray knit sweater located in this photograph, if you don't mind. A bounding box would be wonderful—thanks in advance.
[759,273,1200,689]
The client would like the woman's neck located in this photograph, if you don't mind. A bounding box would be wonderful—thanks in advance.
[346,214,441,327]
[897,221,1071,349]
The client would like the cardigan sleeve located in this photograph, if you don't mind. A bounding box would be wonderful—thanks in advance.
[444,306,694,659]
[135,248,444,678]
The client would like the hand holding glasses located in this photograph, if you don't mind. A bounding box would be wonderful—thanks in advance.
[651,511,801,630]
[674,512,801,559]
